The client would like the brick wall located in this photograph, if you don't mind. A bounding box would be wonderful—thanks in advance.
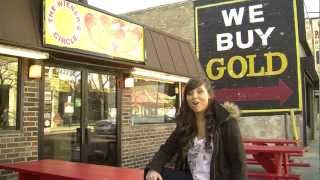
[239,115,286,138]
[126,0,195,50]
[120,88,176,169]
[0,60,40,179]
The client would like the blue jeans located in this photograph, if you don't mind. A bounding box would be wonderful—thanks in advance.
[161,168,193,180]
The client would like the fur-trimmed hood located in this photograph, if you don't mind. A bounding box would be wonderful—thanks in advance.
[222,101,241,120]
[210,100,240,126]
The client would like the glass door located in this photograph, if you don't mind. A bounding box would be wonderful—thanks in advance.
[41,66,118,166]
[42,67,82,161]
[86,72,117,165]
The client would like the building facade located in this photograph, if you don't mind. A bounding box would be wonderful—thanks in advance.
[0,0,205,178]
[126,0,319,143]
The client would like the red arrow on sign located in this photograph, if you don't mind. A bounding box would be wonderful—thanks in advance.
[214,79,293,105]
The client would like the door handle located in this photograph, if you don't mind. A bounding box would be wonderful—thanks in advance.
[85,128,90,144]
[75,128,81,144]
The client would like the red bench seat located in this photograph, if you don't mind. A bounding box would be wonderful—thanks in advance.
[248,172,300,179]
[246,159,310,167]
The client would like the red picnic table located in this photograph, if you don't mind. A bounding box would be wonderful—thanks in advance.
[245,144,305,179]
[243,138,298,146]
[244,138,310,166]
[0,159,143,180]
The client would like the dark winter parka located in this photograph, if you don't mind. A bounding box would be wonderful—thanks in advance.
[145,101,247,180]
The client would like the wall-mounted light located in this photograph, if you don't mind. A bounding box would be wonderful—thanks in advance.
[29,63,42,79]
[0,44,49,59]
[124,77,134,88]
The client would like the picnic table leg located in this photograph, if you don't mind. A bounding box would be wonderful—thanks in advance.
[38,175,79,180]
[19,173,76,180]
[19,173,39,180]
[273,153,283,175]
[283,153,289,175]
[252,153,278,173]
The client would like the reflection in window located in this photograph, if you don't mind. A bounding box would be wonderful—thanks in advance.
[87,73,117,165]
[0,55,18,130]
[132,78,178,124]
[43,67,81,132]
[88,73,117,134]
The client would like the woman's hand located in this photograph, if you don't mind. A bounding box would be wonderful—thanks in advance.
[146,170,163,180]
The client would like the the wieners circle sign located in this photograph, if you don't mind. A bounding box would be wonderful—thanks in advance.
[43,0,145,62]
[47,0,81,46]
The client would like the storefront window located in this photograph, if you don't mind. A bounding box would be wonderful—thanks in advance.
[43,67,81,131]
[0,55,19,130]
[132,78,178,124]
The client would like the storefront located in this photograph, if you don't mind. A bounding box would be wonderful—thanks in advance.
[0,0,204,177]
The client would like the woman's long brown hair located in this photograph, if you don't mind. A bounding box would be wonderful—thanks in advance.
[176,78,215,151]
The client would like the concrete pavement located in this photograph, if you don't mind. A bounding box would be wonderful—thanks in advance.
[291,132,319,180]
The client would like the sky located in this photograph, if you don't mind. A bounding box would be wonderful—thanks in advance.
[88,0,319,18]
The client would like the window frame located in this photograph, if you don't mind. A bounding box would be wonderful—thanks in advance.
[39,62,121,163]
[131,76,180,125]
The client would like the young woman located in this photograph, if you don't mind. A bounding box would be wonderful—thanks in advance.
[145,78,247,180]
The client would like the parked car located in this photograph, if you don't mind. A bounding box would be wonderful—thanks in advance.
[94,119,116,135]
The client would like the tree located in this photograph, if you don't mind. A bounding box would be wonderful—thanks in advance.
[0,60,18,129]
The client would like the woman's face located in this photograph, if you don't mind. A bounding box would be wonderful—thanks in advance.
[186,84,210,113]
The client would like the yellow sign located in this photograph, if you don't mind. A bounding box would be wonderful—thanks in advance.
[43,0,144,62]
[312,19,320,52]
[305,19,314,55]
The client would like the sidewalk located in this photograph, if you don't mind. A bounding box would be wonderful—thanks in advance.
[291,132,320,180]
